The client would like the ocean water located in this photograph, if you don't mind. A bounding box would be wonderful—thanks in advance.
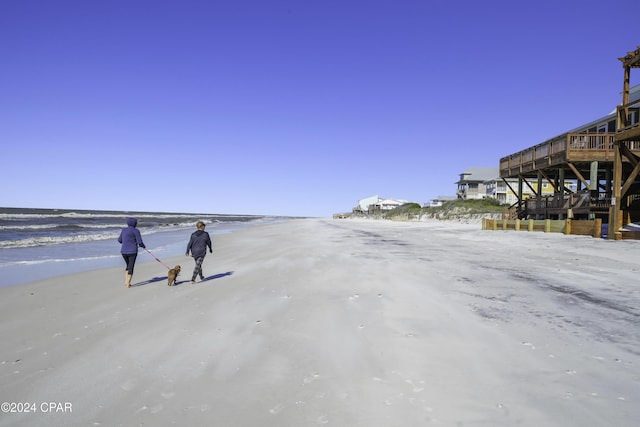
[0,207,279,288]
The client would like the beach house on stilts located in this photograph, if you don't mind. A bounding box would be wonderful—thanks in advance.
[610,47,640,239]
[499,46,640,239]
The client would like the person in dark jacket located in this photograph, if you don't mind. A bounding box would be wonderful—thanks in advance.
[118,217,146,288]
[186,221,213,283]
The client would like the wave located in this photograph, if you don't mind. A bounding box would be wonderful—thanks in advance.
[0,254,122,268]
[0,232,123,249]
[0,223,121,231]
[0,211,250,221]
[0,221,235,249]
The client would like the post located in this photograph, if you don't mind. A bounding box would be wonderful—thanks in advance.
[558,168,565,220]
[610,143,622,240]
[589,161,598,191]
[594,218,602,238]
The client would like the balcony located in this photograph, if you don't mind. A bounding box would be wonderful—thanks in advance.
[499,132,632,178]
[523,190,611,219]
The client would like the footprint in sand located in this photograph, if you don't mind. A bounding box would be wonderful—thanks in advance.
[405,379,425,393]
[121,379,136,391]
[303,372,320,384]
[269,402,287,414]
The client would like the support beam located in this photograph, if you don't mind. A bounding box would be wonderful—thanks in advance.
[619,142,640,166]
[518,174,538,195]
[502,178,518,200]
[609,143,623,239]
[539,170,557,192]
[605,164,612,198]
[590,161,599,191]
[537,172,543,197]
[518,178,524,210]
[620,159,640,199]
[567,162,590,189]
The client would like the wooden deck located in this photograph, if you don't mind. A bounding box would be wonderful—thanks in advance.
[499,131,640,221]
[499,132,640,178]
[497,46,640,236]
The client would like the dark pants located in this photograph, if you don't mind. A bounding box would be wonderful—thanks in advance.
[122,253,138,275]
[192,256,205,281]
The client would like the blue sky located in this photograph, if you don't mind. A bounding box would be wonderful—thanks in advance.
[1,1,638,217]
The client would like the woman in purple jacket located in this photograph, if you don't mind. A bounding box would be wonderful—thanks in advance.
[118,217,146,288]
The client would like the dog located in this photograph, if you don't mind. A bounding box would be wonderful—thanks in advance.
[167,265,181,286]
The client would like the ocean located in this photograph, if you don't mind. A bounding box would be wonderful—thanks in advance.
[0,207,279,288]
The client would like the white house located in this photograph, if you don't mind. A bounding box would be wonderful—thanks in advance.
[354,195,410,214]
[370,198,408,211]
[355,195,382,212]
[426,195,457,207]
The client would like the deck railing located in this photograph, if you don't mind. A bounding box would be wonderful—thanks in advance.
[524,191,611,213]
[567,134,614,150]
[500,133,617,177]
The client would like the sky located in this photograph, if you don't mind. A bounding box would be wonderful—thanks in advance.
[1,1,639,217]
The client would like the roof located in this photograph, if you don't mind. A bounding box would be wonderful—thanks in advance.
[566,84,640,133]
[376,198,408,205]
[457,167,499,183]
[619,46,640,68]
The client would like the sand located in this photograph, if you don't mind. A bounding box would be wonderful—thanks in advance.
[0,218,638,426]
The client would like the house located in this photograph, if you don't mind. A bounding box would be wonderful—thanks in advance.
[354,195,382,213]
[369,198,408,213]
[499,46,640,237]
[500,82,640,222]
[426,195,457,207]
[484,176,557,205]
[353,195,410,215]
[456,167,499,200]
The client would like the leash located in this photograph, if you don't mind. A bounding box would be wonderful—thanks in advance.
[143,248,171,270]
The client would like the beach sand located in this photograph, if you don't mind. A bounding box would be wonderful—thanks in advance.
[1,218,638,426]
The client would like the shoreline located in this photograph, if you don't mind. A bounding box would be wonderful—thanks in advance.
[0,218,281,289]
[1,218,638,426]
